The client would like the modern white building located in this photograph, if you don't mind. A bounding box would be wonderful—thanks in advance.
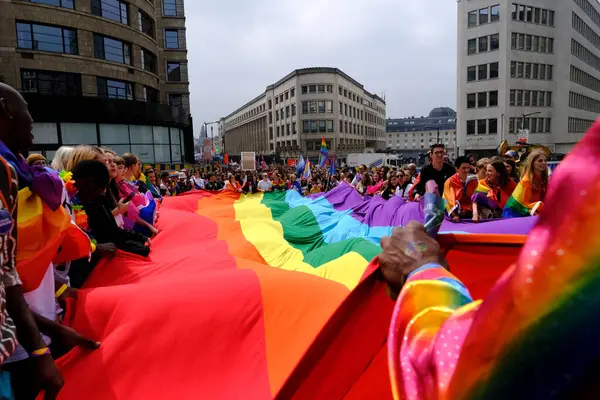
[222,67,387,162]
[456,0,600,156]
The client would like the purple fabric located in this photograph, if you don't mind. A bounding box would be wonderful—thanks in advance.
[471,191,500,210]
[313,182,535,236]
[30,166,63,211]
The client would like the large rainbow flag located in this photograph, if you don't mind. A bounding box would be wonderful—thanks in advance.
[53,183,533,399]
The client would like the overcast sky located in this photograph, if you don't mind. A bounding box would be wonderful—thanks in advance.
[185,0,457,136]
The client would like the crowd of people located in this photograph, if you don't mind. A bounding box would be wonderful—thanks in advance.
[170,143,547,223]
[0,80,549,399]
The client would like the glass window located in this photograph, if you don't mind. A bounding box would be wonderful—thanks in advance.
[532,63,539,79]
[91,0,128,24]
[489,118,498,134]
[138,10,155,38]
[16,22,78,54]
[105,144,130,155]
[517,62,524,78]
[489,62,499,79]
[532,35,539,52]
[512,4,518,20]
[32,122,58,144]
[548,10,554,26]
[100,124,129,144]
[167,62,182,82]
[540,37,546,52]
[477,92,487,107]
[467,93,476,109]
[511,32,517,49]
[171,144,182,162]
[165,29,179,49]
[310,121,318,133]
[326,120,333,133]
[28,0,74,8]
[477,119,487,134]
[479,8,489,24]
[546,65,553,80]
[129,125,153,144]
[168,94,183,107]
[154,145,170,162]
[510,90,515,106]
[93,34,131,64]
[489,90,498,107]
[467,120,476,135]
[143,86,159,103]
[309,85,317,93]
[491,5,500,22]
[163,0,177,16]
[541,9,548,25]
[61,123,97,144]
[468,11,477,27]
[526,6,533,22]
[490,34,500,50]
[318,120,326,133]
[317,85,325,93]
[478,36,488,52]
[524,91,530,106]
[467,66,476,82]
[525,35,532,51]
[325,101,333,113]
[517,5,526,20]
[518,33,525,49]
[318,101,325,113]
[131,144,154,163]
[169,127,180,144]
[525,63,531,78]
[141,48,157,74]
[468,38,477,54]
[531,91,538,106]
[478,64,487,80]
[153,126,170,144]
[510,61,516,77]
[20,69,81,95]
[534,8,541,24]
[97,77,133,100]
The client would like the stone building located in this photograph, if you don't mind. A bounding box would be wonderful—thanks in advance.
[0,0,193,164]
[223,67,387,163]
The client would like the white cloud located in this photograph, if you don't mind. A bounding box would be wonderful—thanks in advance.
[185,0,457,135]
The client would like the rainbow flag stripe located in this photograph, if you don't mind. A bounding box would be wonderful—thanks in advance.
[53,182,535,400]
[502,176,544,218]
[388,119,600,400]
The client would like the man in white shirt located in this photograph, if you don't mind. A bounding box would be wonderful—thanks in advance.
[257,173,271,192]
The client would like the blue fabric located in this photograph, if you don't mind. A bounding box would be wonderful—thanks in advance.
[0,371,14,400]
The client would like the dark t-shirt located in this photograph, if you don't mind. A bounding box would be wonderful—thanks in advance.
[414,162,456,196]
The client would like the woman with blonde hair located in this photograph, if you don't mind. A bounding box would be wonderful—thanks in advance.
[64,145,105,172]
[475,158,490,180]
[503,149,548,218]
[50,146,74,171]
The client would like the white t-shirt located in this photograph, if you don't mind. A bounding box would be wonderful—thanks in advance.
[5,264,55,363]
[257,180,271,192]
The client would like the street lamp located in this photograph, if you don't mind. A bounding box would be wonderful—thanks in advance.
[520,111,541,130]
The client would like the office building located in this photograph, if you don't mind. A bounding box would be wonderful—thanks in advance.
[0,0,193,164]
[223,67,387,162]
[457,0,600,156]
[386,107,457,162]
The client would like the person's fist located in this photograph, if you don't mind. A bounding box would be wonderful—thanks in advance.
[379,221,445,299]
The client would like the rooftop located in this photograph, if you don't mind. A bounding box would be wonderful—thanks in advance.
[386,107,456,133]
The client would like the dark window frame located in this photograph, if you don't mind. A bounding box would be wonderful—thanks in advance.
[93,33,132,65]
[16,21,78,55]
[97,77,133,100]
[91,0,129,25]
[165,29,179,49]
[20,68,82,96]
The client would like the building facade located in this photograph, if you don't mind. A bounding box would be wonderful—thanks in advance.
[386,107,458,162]
[457,0,600,156]
[223,68,387,162]
[0,0,193,164]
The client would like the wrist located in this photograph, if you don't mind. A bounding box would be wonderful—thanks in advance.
[29,346,51,358]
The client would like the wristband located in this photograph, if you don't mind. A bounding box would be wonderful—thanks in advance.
[90,242,96,253]
[55,284,68,298]
[30,347,51,357]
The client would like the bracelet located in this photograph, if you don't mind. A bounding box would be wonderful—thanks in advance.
[30,347,51,357]
[55,284,68,298]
